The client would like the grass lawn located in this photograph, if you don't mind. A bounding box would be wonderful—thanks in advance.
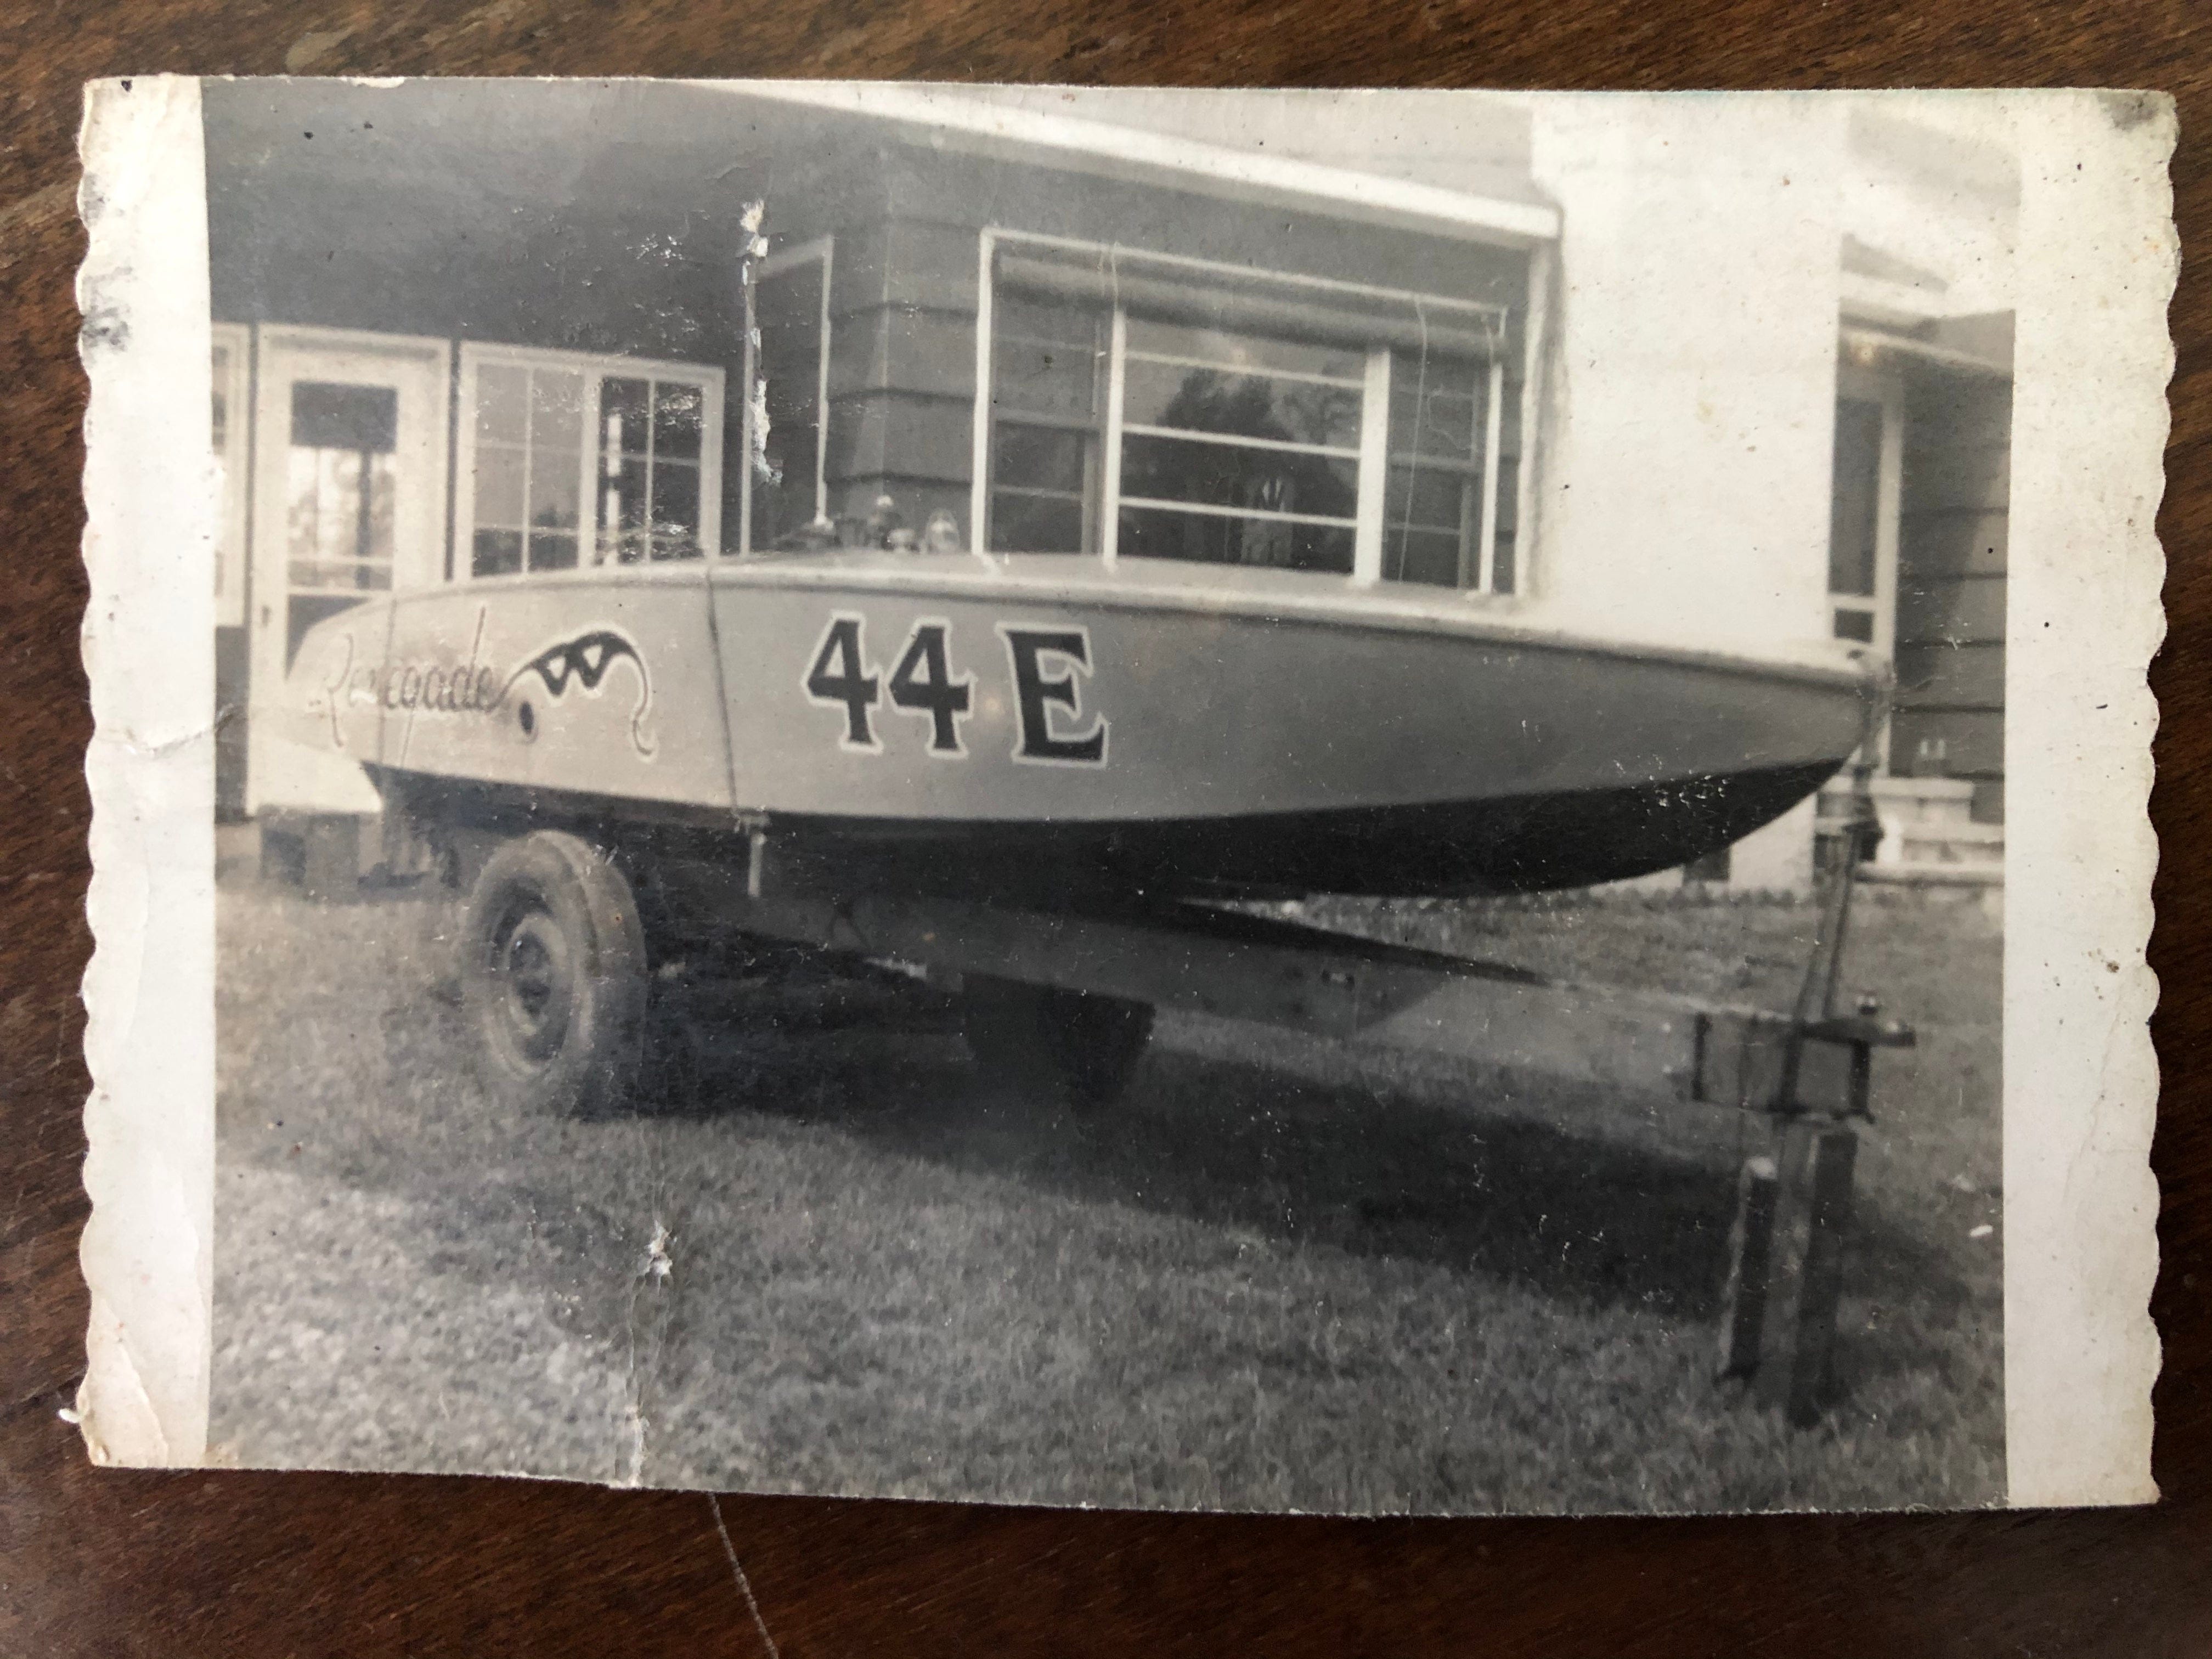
[208,873,2004,1514]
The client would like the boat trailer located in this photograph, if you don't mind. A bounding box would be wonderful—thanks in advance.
[428,768,1910,1428]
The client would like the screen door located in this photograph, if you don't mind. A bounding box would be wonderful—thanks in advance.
[246,326,449,814]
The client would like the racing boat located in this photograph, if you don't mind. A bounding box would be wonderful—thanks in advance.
[269,550,1881,904]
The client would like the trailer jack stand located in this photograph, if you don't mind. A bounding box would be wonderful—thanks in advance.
[1720,1116,1860,1424]
[1717,761,1899,1426]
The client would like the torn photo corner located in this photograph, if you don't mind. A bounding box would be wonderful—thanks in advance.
[75,77,2169,1513]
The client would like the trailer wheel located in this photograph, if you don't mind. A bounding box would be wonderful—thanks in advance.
[461,830,650,1118]
[962,976,1153,1107]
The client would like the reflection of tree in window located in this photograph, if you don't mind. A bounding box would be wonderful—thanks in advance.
[471,364,583,577]
[599,376,704,564]
[471,360,713,575]
[1126,371,1358,569]
[1117,317,1362,574]
[284,381,398,666]
[286,382,398,593]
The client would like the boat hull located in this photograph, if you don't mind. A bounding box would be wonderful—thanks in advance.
[760,760,1844,899]
[278,555,1878,899]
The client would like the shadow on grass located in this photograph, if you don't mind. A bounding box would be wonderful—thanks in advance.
[392,941,1983,1357]
[653,1007,1749,1324]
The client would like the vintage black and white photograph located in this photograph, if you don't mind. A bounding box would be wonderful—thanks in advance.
[73,80,2166,1515]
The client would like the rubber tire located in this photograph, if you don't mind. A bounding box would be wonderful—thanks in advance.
[962,975,1154,1107]
[460,830,650,1118]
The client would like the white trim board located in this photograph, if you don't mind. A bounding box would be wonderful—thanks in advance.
[713,81,1561,251]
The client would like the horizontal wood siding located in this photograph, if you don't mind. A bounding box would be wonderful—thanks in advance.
[829,218,981,315]
[826,304,975,404]
[1895,640,2004,707]
[1893,374,2011,821]
[1903,442,2010,517]
[825,388,977,492]
[1899,507,2009,577]
[824,219,982,527]
[1898,571,2005,644]
[1890,709,2004,781]
[771,143,1533,554]
[877,147,1528,311]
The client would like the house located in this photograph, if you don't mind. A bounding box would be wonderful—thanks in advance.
[204,82,2010,896]
[1826,107,2015,891]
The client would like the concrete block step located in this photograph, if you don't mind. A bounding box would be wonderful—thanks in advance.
[1820,775,1982,827]
[1897,820,2006,850]
[1856,859,2004,889]
[1816,814,2005,845]
[1818,809,2003,872]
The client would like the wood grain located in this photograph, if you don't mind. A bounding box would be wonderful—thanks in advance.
[3,4,2204,1653]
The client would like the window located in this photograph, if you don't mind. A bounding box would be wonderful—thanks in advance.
[458,345,724,579]
[980,237,1516,592]
[746,240,832,552]
[470,361,583,575]
[989,292,1107,554]
[1117,318,1363,573]
[280,380,399,669]
[1386,347,1508,591]
[248,327,450,683]
[599,374,708,565]
[286,382,398,595]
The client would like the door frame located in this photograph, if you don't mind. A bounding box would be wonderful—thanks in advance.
[1833,363,1904,664]
[743,236,834,553]
[1835,363,1905,772]
[246,324,452,815]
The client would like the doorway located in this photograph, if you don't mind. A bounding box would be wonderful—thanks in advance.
[246,326,449,815]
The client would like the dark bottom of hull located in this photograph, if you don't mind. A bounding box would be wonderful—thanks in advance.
[378,760,1844,904]
[788,760,1843,901]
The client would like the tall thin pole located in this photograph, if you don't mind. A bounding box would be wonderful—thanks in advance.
[737,200,764,556]
[707,201,768,821]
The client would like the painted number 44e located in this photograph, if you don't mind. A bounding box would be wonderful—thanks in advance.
[804,614,1108,765]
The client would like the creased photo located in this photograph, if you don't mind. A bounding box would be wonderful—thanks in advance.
[75,79,2167,1513]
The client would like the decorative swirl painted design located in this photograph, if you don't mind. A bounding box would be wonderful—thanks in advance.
[502,630,657,757]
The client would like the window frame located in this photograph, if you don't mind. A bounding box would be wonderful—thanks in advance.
[1110,312,1370,575]
[973,228,1520,594]
[740,236,835,554]
[453,341,726,583]
[985,292,1111,557]
[211,320,253,627]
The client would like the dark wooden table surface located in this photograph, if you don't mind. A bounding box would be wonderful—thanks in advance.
[4,4,2205,1654]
